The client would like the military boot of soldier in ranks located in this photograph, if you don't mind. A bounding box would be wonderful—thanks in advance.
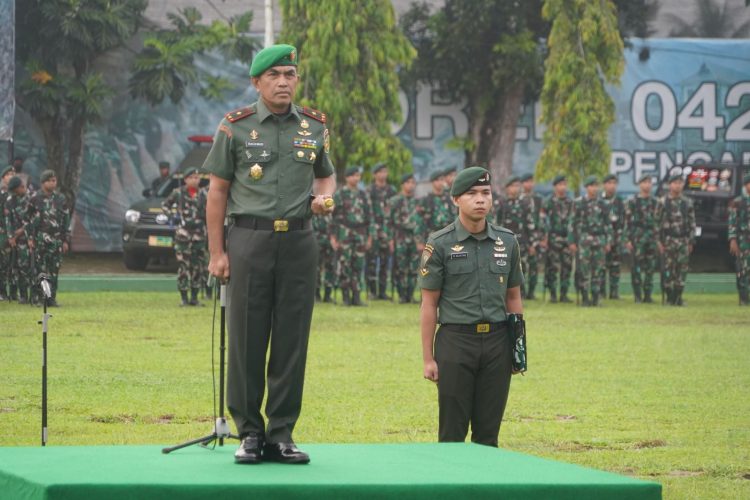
[4,176,34,304]
[729,173,750,306]
[625,174,660,304]
[541,175,574,303]
[331,167,374,306]
[496,175,537,299]
[28,171,71,307]
[313,213,336,303]
[520,173,544,300]
[568,176,613,307]
[600,174,624,300]
[162,168,208,307]
[366,163,397,300]
[388,174,419,303]
[0,166,14,301]
[658,173,696,306]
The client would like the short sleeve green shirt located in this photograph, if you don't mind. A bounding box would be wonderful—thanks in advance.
[419,218,524,324]
[202,99,335,219]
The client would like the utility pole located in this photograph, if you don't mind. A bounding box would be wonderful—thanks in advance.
[264,0,274,47]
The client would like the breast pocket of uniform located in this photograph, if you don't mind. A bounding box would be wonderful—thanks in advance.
[291,147,317,166]
[240,143,276,184]
[489,259,510,285]
[446,254,473,275]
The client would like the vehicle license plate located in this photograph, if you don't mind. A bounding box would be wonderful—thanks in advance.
[148,235,173,247]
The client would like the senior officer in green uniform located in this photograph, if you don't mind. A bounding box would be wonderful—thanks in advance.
[203,44,336,465]
[420,167,524,447]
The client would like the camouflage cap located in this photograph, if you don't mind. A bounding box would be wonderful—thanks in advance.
[40,169,56,183]
[583,175,599,187]
[451,167,490,197]
[183,167,200,177]
[250,44,297,77]
[8,176,23,191]
[344,165,361,177]
[552,174,566,186]
[603,173,617,183]
[429,169,445,182]
[519,173,534,182]
[505,175,521,187]
[400,173,415,184]
[667,173,683,183]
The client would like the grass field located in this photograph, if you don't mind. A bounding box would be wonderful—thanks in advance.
[1,291,748,499]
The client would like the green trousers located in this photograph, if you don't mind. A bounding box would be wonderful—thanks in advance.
[226,224,317,443]
[434,325,513,447]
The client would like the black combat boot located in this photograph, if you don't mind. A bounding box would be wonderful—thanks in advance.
[549,288,558,303]
[559,289,572,303]
[633,285,642,303]
[18,287,29,305]
[351,287,367,307]
[665,288,674,306]
[740,290,749,306]
[0,281,7,301]
[190,288,203,306]
[675,286,684,306]
[342,288,351,306]
[643,289,653,303]
[377,281,390,300]
[368,281,377,300]
[581,290,591,307]
[525,284,536,300]
[592,291,601,307]
[609,286,620,300]
[9,284,18,301]
[180,290,189,307]
[323,286,333,303]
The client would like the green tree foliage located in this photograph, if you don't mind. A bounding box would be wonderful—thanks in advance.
[400,0,547,190]
[536,0,624,190]
[279,0,416,180]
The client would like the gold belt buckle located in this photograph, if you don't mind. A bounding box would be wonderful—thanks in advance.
[476,323,490,333]
[274,219,289,232]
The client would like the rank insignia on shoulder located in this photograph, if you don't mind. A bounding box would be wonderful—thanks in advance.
[451,244,464,252]
[226,107,255,123]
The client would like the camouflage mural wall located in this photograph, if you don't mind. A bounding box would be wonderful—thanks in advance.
[10,39,750,252]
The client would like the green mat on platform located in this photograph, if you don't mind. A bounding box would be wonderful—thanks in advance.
[0,443,660,499]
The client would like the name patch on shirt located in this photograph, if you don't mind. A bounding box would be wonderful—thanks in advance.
[449,252,468,260]
[245,141,265,148]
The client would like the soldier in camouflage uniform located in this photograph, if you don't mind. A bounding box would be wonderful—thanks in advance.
[0,166,15,301]
[599,174,625,299]
[387,173,419,303]
[4,176,34,304]
[520,173,544,300]
[366,162,396,300]
[728,173,750,306]
[541,175,574,303]
[496,175,536,298]
[415,170,454,252]
[313,213,336,303]
[568,176,613,306]
[331,166,374,306]
[658,173,696,306]
[162,168,208,307]
[624,174,660,303]
[29,170,71,306]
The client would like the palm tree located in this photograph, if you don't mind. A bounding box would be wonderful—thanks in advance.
[665,0,750,38]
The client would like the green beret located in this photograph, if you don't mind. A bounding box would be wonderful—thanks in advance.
[345,165,361,177]
[183,167,199,177]
[603,174,617,183]
[8,176,23,191]
[1,165,13,177]
[372,163,387,174]
[583,175,599,187]
[552,174,566,186]
[451,167,491,197]
[158,161,170,169]
[429,170,445,182]
[637,173,653,184]
[668,173,683,183]
[40,170,56,183]
[249,44,298,77]
[400,173,414,184]
[519,173,533,182]
[505,175,520,187]
[743,173,750,185]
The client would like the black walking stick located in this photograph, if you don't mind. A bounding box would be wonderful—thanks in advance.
[37,274,53,446]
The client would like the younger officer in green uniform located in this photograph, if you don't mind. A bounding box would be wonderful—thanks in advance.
[29,170,71,306]
[162,168,207,307]
[728,173,750,306]
[331,166,374,306]
[204,44,336,465]
[658,173,696,306]
[420,167,524,447]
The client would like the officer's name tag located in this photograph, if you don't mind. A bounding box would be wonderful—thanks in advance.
[449,252,468,259]
[245,141,265,148]
[494,253,508,258]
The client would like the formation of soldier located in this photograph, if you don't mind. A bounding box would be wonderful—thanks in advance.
[311,167,749,308]
[1,168,70,306]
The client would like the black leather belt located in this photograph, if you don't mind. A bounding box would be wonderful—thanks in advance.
[233,215,311,232]
[441,322,507,334]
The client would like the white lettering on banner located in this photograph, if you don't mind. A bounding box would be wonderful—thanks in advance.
[725,82,750,141]
[632,81,677,142]
[392,90,409,135]
[610,151,632,175]
[677,83,724,141]
[720,151,736,163]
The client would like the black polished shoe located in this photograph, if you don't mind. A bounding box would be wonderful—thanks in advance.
[234,433,264,464]
[263,442,310,464]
